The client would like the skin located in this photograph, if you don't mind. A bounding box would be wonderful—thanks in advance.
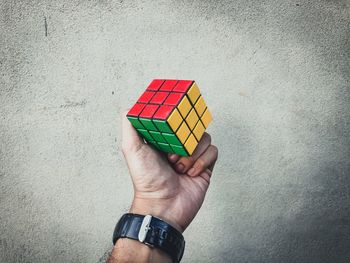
[108,113,219,263]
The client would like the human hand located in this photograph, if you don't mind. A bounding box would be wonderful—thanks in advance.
[121,112,218,232]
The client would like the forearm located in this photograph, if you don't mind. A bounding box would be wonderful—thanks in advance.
[107,238,172,263]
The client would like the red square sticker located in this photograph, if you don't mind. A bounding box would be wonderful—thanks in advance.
[150,92,169,104]
[153,105,175,120]
[172,80,193,92]
[127,103,146,117]
[137,91,155,103]
[146,79,164,91]
[139,104,160,118]
[159,80,178,91]
[163,92,184,106]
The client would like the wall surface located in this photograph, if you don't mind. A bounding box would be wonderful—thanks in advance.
[1,0,349,262]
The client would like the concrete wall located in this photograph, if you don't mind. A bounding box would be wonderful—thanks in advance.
[1,0,349,262]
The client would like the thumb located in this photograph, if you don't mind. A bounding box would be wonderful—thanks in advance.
[121,110,145,155]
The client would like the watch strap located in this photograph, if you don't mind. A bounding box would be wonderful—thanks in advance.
[113,213,185,263]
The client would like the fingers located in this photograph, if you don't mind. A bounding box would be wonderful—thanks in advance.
[187,145,218,177]
[121,110,145,156]
[173,133,211,174]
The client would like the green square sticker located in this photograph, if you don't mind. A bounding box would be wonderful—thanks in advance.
[148,140,160,150]
[162,133,182,146]
[153,119,172,133]
[170,145,189,156]
[139,118,158,131]
[157,142,174,153]
[127,116,144,129]
[137,129,154,142]
[149,131,167,143]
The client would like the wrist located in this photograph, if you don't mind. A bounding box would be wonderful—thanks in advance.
[130,197,183,233]
[110,238,171,263]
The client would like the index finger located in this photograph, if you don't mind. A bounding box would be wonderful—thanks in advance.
[173,133,212,174]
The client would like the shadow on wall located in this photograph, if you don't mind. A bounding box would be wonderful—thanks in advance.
[213,161,350,263]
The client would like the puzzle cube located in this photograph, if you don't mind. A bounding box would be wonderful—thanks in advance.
[126,79,212,156]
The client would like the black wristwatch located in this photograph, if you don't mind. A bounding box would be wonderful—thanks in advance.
[112,213,185,263]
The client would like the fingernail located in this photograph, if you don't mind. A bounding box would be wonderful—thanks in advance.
[176,163,184,173]
[187,167,195,176]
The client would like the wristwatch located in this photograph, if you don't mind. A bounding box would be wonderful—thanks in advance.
[112,213,185,263]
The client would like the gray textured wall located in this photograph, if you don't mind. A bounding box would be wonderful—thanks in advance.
[1,0,349,262]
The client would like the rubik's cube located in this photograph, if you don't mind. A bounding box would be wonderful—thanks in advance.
[126,79,212,156]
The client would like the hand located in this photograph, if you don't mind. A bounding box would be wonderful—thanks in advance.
[121,112,218,232]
